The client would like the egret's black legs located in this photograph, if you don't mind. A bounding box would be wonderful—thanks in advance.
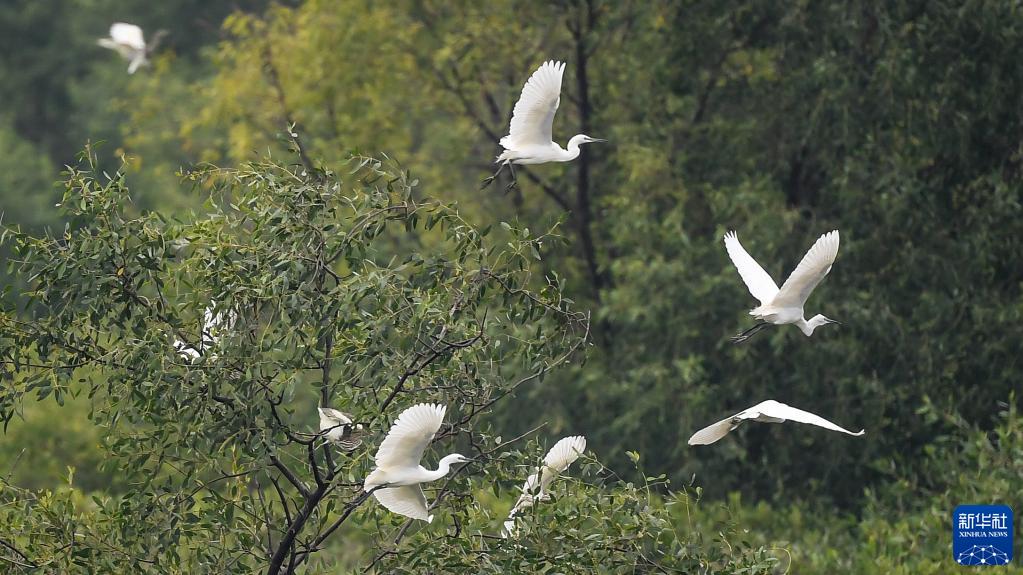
[481,162,508,190]
[503,162,519,193]
[730,322,770,344]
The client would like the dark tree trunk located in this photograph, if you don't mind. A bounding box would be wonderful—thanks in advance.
[572,0,607,304]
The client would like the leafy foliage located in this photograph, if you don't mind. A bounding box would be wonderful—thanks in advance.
[1,0,1022,572]
[0,150,773,572]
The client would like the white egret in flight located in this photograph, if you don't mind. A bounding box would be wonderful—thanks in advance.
[97,23,166,74]
[688,400,864,445]
[503,435,586,537]
[318,407,363,451]
[483,60,605,189]
[364,403,471,522]
[724,230,841,343]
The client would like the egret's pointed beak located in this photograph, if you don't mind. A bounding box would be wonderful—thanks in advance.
[590,138,608,143]
[827,319,843,325]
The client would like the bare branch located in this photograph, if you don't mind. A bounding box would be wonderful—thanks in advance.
[260,42,316,175]
[0,538,37,569]
[269,455,309,499]
[377,315,488,414]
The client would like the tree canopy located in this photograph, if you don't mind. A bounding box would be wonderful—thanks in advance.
[1,0,1021,572]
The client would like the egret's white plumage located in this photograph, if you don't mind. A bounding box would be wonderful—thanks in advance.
[98,23,149,74]
[107,23,146,52]
[501,61,564,152]
[687,399,864,446]
[175,306,233,360]
[503,435,586,537]
[317,407,363,451]
[724,230,841,342]
[364,403,470,522]
[484,61,604,188]
[175,340,201,360]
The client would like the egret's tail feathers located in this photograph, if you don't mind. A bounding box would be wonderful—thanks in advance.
[363,468,385,491]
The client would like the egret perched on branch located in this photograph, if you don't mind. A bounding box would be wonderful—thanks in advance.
[97,23,166,74]
[483,60,606,190]
[175,306,233,360]
[688,400,864,446]
[318,407,364,451]
[364,403,471,522]
[724,230,841,343]
[503,435,586,537]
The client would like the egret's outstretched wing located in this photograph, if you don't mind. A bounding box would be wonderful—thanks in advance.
[109,23,145,50]
[508,436,586,521]
[373,403,446,469]
[373,485,433,522]
[753,400,864,437]
[501,60,565,149]
[689,399,864,446]
[772,230,839,308]
[687,415,738,446]
[97,38,121,51]
[537,435,586,491]
[723,231,779,305]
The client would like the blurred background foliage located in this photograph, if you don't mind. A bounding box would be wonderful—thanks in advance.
[0,0,1020,571]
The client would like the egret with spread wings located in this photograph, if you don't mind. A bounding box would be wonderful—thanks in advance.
[724,230,841,343]
[688,400,864,445]
[503,435,586,537]
[97,23,167,74]
[484,60,605,189]
[364,403,470,522]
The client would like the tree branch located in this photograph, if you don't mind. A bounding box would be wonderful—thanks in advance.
[269,455,309,499]
[377,314,487,414]
[261,42,316,175]
[0,538,37,569]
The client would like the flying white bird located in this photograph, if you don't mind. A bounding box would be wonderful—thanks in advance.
[364,403,471,523]
[318,407,363,451]
[483,60,605,189]
[688,400,864,446]
[503,435,586,537]
[724,230,841,343]
[97,23,166,74]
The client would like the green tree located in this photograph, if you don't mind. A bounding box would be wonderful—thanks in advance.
[119,0,1023,507]
[0,149,772,573]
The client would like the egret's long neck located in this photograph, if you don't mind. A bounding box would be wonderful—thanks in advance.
[423,457,456,482]
[563,135,589,161]
[795,318,814,336]
[563,141,582,161]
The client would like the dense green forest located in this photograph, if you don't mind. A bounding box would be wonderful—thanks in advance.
[1,1,1021,573]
